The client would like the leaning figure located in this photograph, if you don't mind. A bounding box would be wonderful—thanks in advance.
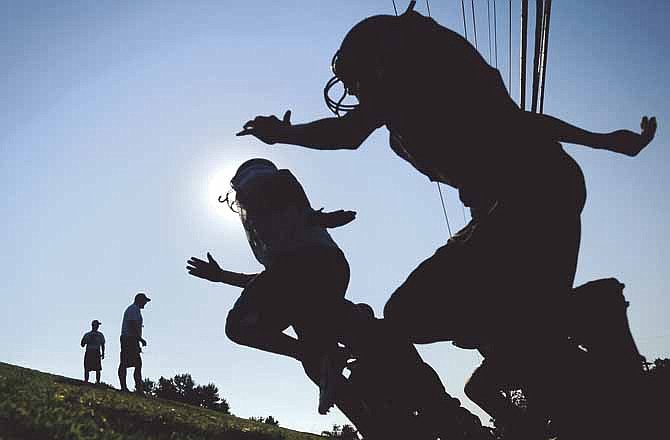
[187,158,355,414]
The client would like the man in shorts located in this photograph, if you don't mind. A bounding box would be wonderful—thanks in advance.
[80,319,105,384]
[118,292,150,392]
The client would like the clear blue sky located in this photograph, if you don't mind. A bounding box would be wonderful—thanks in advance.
[1,0,668,434]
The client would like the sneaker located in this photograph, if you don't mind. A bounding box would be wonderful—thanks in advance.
[318,353,341,415]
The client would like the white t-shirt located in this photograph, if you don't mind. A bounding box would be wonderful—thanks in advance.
[121,304,143,337]
[81,331,105,351]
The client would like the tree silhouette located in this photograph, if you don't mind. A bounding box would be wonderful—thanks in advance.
[249,416,280,426]
[321,424,358,439]
[146,373,230,413]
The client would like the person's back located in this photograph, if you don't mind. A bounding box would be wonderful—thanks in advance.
[234,166,339,267]
[82,330,105,352]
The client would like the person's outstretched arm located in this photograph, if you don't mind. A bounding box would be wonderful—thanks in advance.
[311,209,357,228]
[187,253,258,288]
[236,109,381,150]
[527,113,657,157]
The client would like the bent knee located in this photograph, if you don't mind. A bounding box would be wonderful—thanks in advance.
[225,310,253,345]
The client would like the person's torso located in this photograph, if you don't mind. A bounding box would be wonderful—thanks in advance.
[364,12,566,207]
[236,169,338,267]
[83,331,105,351]
[121,304,143,336]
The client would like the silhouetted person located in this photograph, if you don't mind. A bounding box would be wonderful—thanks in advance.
[187,159,355,414]
[237,4,656,438]
[81,319,105,384]
[118,292,150,393]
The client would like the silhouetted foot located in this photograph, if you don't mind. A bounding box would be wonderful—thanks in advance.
[318,353,342,415]
[119,387,131,393]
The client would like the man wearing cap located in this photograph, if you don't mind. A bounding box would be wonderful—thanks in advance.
[118,292,150,392]
[81,320,105,384]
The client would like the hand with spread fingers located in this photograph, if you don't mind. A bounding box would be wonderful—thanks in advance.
[608,116,657,157]
[187,252,225,283]
[237,110,293,145]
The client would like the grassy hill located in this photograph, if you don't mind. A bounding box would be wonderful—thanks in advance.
[0,362,323,440]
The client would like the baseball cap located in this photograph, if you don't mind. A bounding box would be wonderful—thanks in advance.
[91,320,102,326]
[135,292,151,303]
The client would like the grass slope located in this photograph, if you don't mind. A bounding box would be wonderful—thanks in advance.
[0,362,322,440]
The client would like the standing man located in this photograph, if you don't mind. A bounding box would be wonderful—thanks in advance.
[118,292,150,392]
[80,319,105,384]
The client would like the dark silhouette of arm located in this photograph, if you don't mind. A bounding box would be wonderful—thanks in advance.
[528,113,657,157]
[187,253,257,288]
[80,334,86,348]
[237,109,382,150]
[217,270,257,288]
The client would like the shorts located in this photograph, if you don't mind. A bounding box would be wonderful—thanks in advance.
[227,246,350,348]
[84,350,102,372]
[120,336,142,368]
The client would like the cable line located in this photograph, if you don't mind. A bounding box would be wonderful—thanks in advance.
[471,0,478,48]
[508,0,512,94]
[538,0,552,113]
[460,0,469,40]
[389,1,455,235]
[520,0,528,109]
[437,184,453,237]
[531,0,544,113]
[493,0,498,67]
[487,0,493,63]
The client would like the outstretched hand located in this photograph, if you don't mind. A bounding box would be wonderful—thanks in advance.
[609,116,657,157]
[313,209,357,228]
[236,110,292,145]
[187,252,224,282]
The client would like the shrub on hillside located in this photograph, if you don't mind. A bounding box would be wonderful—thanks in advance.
[144,373,230,413]
[249,416,280,426]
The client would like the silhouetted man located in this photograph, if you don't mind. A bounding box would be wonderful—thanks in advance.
[81,319,105,384]
[118,292,150,392]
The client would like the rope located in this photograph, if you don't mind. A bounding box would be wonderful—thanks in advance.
[390,0,454,235]
[493,0,498,67]
[487,0,492,63]
[437,184,453,237]
[539,0,552,114]
[531,0,544,113]
[470,0,478,48]
[508,0,512,93]
[460,0,469,40]
[520,0,528,109]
